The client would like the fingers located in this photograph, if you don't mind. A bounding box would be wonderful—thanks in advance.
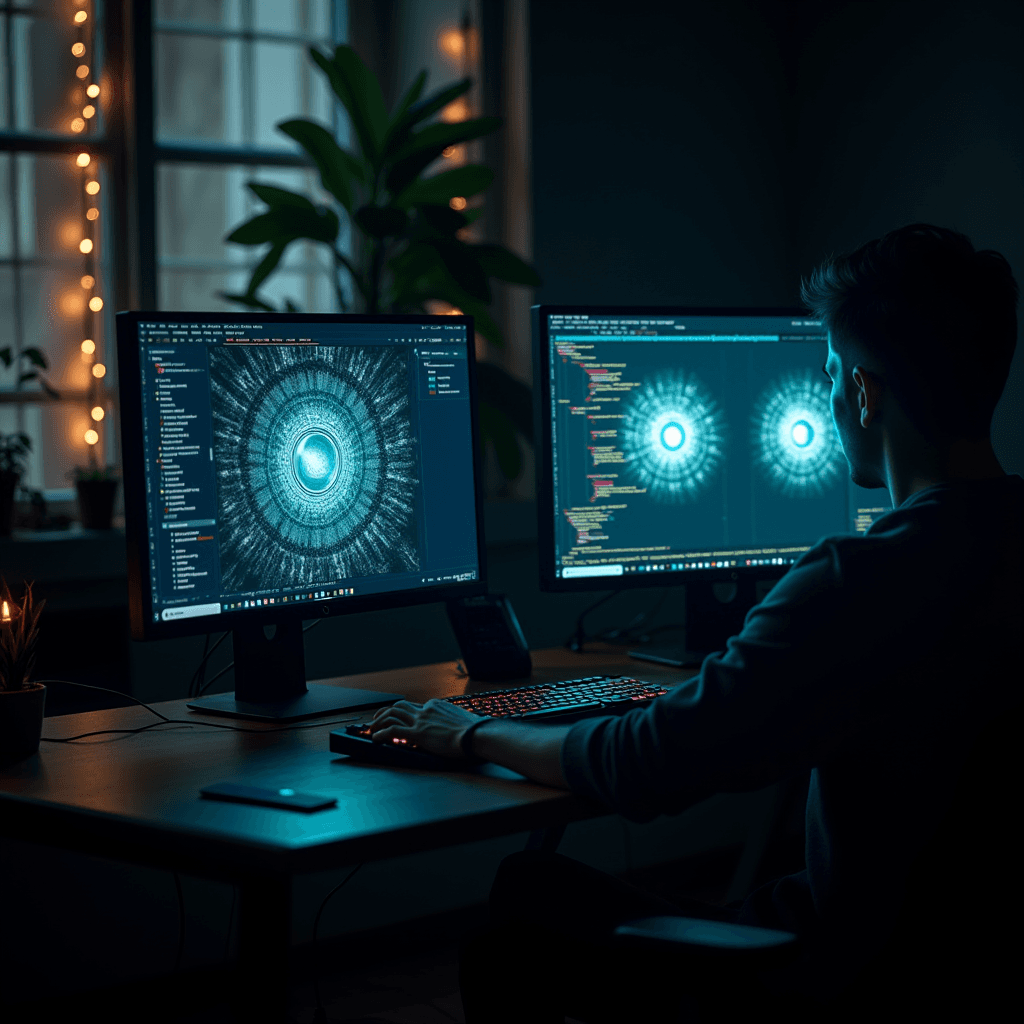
[371,723,414,745]
[373,700,421,721]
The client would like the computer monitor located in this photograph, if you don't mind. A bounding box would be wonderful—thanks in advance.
[532,305,891,660]
[117,311,486,720]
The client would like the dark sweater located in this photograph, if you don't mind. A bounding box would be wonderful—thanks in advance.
[562,474,1024,997]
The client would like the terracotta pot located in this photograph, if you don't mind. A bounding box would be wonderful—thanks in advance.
[0,469,18,536]
[0,683,46,767]
[76,477,120,530]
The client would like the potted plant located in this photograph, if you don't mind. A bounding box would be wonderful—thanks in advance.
[0,344,58,536]
[0,580,47,767]
[222,44,539,484]
[72,463,120,530]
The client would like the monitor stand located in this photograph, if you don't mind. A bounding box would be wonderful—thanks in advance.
[185,621,403,722]
[628,579,761,670]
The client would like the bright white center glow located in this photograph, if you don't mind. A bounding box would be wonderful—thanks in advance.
[301,449,329,479]
[791,420,813,448]
[661,422,685,451]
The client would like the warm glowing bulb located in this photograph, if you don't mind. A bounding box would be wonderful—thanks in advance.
[79,238,93,253]
[448,307,464,316]
[84,429,99,445]
[89,297,104,312]
[85,180,100,194]
[438,28,465,60]
[440,98,470,123]
[449,196,467,211]
[75,10,88,23]
[81,275,95,289]
[1,601,9,622]
[86,207,99,221]
[71,118,85,133]
[76,65,90,79]
[87,84,100,98]
[91,406,105,422]
[72,42,86,57]
[81,339,96,354]
[76,152,90,167]
[83,105,96,119]
[92,363,107,378]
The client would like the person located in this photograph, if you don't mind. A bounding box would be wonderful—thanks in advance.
[370,224,1023,1022]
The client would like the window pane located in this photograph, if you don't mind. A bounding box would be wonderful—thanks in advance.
[254,42,333,148]
[255,0,332,37]
[155,34,243,143]
[8,10,103,136]
[156,0,237,28]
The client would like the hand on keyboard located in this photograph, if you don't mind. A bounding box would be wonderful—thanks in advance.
[369,698,484,760]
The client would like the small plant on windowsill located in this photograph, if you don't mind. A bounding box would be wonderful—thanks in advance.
[0,579,47,767]
[0,345,58,537]
[70,461,120,531]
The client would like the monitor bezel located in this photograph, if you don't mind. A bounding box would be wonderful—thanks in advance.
[532,304,825,594]
[117,310,489,641]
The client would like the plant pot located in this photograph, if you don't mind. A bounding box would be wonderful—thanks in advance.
[0,683,46,767]
[0,469,18,536]
[76,477,119,530]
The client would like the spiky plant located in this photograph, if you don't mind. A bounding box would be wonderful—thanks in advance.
[0,580,46,692]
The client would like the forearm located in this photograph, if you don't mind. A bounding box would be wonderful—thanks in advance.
[468,718,572,788]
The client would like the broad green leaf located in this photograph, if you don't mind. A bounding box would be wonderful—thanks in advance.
[354,205,409,238]
[427,238,491,303]
[226,207,338,245]
[218,292,277,312]
[475,362,533,443]
[277,119,358,210]
[248,240,290,295]
[386,117,502,197]
[478,401,522,481]
[311,45,388,164]
[395,165,493,207]
[21,347,49,369]
[417,204,470,236]
[470,243,542,287]
[247,183,315,211]
[385,78,471,153]
[386,70,427,143]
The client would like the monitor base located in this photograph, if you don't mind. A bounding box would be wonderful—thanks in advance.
[186,683,403,723]
[628,646,709,669]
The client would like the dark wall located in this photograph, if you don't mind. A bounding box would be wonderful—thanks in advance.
[530,0,1024,471]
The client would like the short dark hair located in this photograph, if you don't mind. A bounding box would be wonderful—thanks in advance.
[801,223,1019,440]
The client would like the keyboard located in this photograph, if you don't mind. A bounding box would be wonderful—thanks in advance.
[329,675,670,769]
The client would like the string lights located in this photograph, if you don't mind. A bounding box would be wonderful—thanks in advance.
[68,1,105,463]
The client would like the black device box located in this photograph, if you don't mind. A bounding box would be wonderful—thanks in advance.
[446,595,532,681]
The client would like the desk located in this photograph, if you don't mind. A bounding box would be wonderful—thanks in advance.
[0,648,692,1021]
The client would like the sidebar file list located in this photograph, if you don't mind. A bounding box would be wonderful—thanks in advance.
[144,344,222,618]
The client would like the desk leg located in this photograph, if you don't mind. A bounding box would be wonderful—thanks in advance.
[237,872,292,1023]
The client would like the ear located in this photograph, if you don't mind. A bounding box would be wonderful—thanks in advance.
[851,365,883,428]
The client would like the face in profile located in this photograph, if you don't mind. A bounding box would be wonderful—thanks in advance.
[824,333,886,490]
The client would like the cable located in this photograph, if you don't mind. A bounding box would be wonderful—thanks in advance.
[173,871,186,973]
[35,678,368,742]
[564,591,618,652]
[189,631,230,699]
[311,863,363,1022]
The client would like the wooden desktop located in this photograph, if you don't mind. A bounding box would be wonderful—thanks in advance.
[0,648,694,1022]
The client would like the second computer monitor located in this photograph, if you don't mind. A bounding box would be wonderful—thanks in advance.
[533,306,890,592]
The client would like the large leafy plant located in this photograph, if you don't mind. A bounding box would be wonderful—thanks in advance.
[223,45,539,482]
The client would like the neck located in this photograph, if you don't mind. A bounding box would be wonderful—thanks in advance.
[882,433,1005,507]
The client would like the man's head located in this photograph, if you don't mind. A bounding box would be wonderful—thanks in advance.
[802,224,1018,487]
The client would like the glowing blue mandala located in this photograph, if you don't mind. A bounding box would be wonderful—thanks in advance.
[751,369,844,497]
[620,372,727,502]
[209,346,419,591]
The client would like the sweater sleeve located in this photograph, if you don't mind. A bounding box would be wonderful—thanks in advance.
[560,537,866,821]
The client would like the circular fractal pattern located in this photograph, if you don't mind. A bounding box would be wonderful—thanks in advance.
[209,345,419,592]
[751,369,844,497]
[620,371,727,502]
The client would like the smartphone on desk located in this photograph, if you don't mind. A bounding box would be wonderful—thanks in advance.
[446,594,532,681]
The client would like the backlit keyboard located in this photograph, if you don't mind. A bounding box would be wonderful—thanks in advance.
[445,675,669,721]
